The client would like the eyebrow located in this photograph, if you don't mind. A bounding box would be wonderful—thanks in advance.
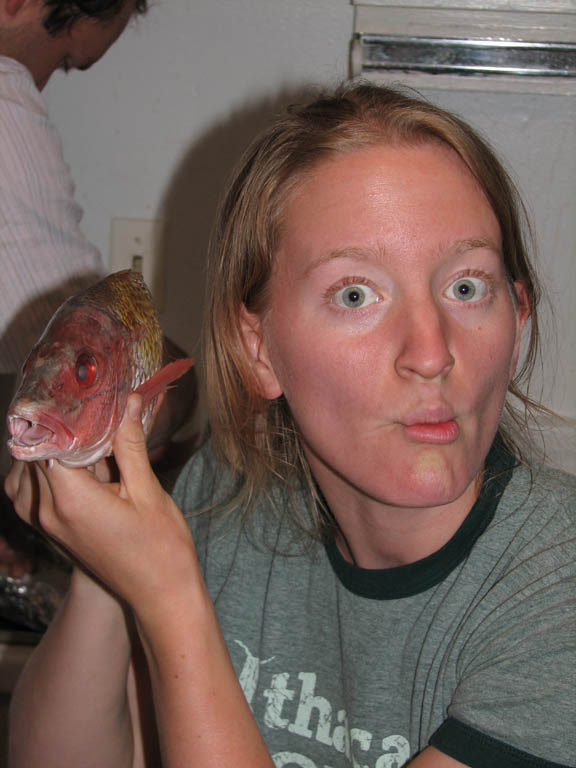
[454,237,501,254]
[302,237,501,278]
[302,246,381,277]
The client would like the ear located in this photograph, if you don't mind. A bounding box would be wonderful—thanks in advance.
[3,0,29,18]
[5,0,26,17]
[1,0,53,30]
[509,281,530,379]
[239,304,283,400]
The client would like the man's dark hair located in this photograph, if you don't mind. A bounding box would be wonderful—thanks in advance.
[42,0,147,34]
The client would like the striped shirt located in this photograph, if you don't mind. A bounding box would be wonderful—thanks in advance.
[0,56,103,374]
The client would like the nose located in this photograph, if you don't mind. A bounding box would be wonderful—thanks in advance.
[395,301,455,381]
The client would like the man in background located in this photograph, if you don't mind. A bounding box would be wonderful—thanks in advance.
[0,0,146,403]
[0,0,197,585]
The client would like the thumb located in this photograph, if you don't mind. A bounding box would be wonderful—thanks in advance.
[113,394,155,492]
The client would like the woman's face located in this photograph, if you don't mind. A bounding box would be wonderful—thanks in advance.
[242,141,529,513]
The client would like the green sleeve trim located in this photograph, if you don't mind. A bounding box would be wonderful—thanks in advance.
[430,718,574,768]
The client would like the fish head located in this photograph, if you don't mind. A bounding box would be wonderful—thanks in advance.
[7,304,132,467]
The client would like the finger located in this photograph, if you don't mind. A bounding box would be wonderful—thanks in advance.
[113,394,160,495]
[29,462,54,527]
[93,455,118,484]
[7,462,42,526]
[15,463,104,568]
[4,460,25,501]
[36,460,105,516]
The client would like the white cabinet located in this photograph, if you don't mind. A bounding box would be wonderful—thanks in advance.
[351,1,576,94]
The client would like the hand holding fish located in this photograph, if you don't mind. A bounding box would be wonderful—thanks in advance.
[6,394,199,614]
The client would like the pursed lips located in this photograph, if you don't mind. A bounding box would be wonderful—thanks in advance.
[400,404,456,428]
[399,405,460,444]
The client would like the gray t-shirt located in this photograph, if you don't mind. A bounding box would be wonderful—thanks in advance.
[173,440,576,768]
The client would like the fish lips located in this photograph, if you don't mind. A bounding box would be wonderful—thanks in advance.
[7,407,77,461]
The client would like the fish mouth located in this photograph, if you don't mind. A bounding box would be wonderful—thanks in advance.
[7,410,76,459]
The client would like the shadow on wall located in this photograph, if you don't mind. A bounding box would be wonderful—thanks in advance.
[157,85,320,362]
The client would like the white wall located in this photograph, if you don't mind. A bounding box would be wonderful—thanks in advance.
[418,87,575,471]
[45,0,575,471]
[44,0,354,355]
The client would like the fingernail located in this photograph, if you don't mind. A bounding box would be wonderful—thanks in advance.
[127,396,142,421]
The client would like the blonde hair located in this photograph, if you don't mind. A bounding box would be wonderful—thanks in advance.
[202,81,543,533]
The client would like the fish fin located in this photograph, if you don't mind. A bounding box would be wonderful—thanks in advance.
[135,358,194,404]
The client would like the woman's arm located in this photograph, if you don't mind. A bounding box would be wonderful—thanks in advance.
[9,567,137,768]
[6,394,273,767]
[408,749,466,767]
[133,569,272,767]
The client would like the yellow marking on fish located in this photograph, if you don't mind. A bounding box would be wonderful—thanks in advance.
[78,270,163,389]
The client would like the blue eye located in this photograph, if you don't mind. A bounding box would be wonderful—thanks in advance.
[447,276,488,302]
[333,284,380,309]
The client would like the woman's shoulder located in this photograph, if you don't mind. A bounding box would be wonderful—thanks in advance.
[171,439,316,579]
[489,459,576,570]
[171,438,298,537]
[171,438,236,510]
[509,460,576,517]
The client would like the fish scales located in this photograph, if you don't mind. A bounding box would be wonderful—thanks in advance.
[7,270,193,467]
[68,269,163,387]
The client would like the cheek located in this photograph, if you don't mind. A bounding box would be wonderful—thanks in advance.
[267,324,376,416]
[458,314,518,402]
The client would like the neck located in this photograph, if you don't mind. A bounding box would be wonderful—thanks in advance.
[318,473,481,570]
[0,23,63,90]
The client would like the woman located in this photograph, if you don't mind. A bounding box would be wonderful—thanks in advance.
[5,83,575,768]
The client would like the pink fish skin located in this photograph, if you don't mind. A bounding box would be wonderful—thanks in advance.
[7,270,193,467]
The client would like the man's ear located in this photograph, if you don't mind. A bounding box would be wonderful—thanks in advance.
[2,0,29,18]
[239,304,283,400]
[4,0,47,20]
[4,0,25,16]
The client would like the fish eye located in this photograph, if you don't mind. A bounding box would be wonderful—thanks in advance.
[75,354,98,387]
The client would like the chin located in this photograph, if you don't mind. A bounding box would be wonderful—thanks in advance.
[391,485,467,510]
[381,450,474,509]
